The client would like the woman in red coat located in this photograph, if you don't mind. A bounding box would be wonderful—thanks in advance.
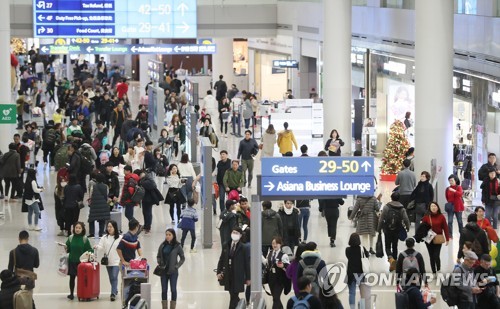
[475,206,492,230]
[445,174,464,239]
[421,202,450,273]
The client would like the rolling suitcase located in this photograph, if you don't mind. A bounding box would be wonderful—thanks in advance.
[77,262,100,301]
[110,209,123,234]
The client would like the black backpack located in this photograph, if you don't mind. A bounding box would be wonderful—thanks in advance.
[441,266,462,306]
[77,152,93,175]
[395,286,418,309]
[125,279,142,306]
[385,206,403,231]
[44,128,57,145]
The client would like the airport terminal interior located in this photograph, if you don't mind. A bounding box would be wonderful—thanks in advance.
[0,0,500,308]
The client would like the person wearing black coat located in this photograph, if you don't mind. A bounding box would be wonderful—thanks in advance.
[88,173,109,237]
[139,171,163,234]
[278,201,301,253]
[217,227,251,309]
[411,171,434,231]
[63,175,85,235]
[345,233,371,309]
[102,162,120,200]
[0,269,21,309]
[324,129,345,156]
[480,167,500,229]
[264,237,291,309]
[216,151,232,213]
[319,198,345,248]
[401,268,436,309]
[457,214,489,261]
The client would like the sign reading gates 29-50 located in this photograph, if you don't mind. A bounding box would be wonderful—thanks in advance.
[260,157,375,198]
[0,105,17,124]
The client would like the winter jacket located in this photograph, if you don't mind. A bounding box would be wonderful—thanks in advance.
[395,168,416,195]
[277,130,298,154]
[0,274,20,309]
[63,184,84,209]
[88,182,110,222]
[458,223,489,259]
[223,168,244,189]
[480,177,500,205]
[261,132,276,157]
[478,162,499,181]
[453,263,475,303]
[120,173,140,207]
[345,245,370,284]
[445,185,464,212]
[421,213,450,241]
[377,201,410,232]
[0,150,21,178]
[8,244,40,272]
[403,285,432,309]
[217,241,250,293]
[95,234,122,267]
[349,196,380,236]
[297,251,327,281]
[140,174,163,205]
[242,99,253,119]
[278,207,301,244]
[156,242,185,275]
[237,138,259,160]
[395,249,426,280]
[180,207,198,230]
[219,211,238,246]
[324,138,345,156]
[262,209,283,246]
[67,152,81,178]
[411,180,434,204]
[285,260,301,295]
[216,159,231,185]
[103,170,120,198]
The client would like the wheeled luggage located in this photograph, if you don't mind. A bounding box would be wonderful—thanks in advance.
[110,209,123,234]
[121,264,149,306]
[127,293,148,309]
[77,262,100,301]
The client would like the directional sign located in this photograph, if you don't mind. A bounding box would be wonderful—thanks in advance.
[273,60,299,69]
[39,44,217,55]
[33,0,197,38]
[261,157,374,177]
[261,176,375,197]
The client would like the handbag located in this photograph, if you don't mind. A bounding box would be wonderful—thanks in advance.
[153,265,166,276]
[399,227,407,241]
[375,233,384,258]
[360,246,370,273]
[433,234,446,244]
[445,202,454,213]
[168,189,180,202]
[58,253,69,276]
[130,259,148,270]
[101,238,116,266]
[407,200,416,211]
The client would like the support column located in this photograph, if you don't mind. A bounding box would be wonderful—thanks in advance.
[0,0,13,152]
[291,36,301,98]
[212,38,234,91]
[415,0,454,204]
[323,0,352,154]
[139,39,157,98]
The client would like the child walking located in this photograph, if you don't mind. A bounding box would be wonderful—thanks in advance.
[179,199,198,253]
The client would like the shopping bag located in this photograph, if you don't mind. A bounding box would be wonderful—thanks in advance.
[375,233,384,258]
[58,254,69,276]
[130,259,148,270]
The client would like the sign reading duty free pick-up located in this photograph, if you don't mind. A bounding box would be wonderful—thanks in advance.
[0,105,17,124]
[260,157,375,198]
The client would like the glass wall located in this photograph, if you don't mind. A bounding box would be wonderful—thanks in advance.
[381,0,415,9]
[456,0,477,14]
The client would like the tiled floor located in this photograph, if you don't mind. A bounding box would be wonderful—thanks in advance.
[0,82,465,308]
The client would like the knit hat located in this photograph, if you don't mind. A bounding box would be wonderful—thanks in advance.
[464,251,478,260]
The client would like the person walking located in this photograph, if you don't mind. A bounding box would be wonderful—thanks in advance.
[156,228,185,309]
[285,243,307,296]
[345,233,371,309]
[261,124,277,158]
[214,75,228,102]
[88,173,110,237]
[111,103,126,147]
[286,277,322,309]
[223,160,244,194]
[216,150,231,214]
[319,198,345,248]
[278,200,301,253]
[179,199,198,253]
[237,130,259,188]
[296,200,311,242]
[453,251,484,308]
[480,167,500,229]
[242,94,253,129]
[263,236,291,309]
[120,165,141,222]
[277,122,298,156]
[420,202,449,273]
[8,230,39,292]
[395,159,416,209]
[349,195,381,254]
[445,174,464,239]
[324,129,345,156]
[411,171,434,232]
[21,169,44,231]
[457,214,489,264]
[94,220,122,302]
[164,164,187,224]
[377,192,410,270]
[395,238,426,285]
[216,227,251,309]
[64,222,93,300]
[1,143,21,202]
[139,169,163,235]
[63,175,85,236]
[262,201,283,255]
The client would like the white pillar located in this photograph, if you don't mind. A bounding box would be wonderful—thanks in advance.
[139,39,157,98]
[291,36,301,98]
[0,0,13,152]
[415,0,454,204]
[212,38,234,92]
[323,0,352,154]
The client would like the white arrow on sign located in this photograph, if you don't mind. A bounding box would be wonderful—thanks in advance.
[131,46,137,53]
[361,161,372,172]
[36,1,45,9]
[176,22,190,33]
[40,46,48,53]
[37,26,46,34]
[264,181,275,191]
[174,46,180,53]
[177,2,189,16]
[38,15,45,22]
[86,46,94,53]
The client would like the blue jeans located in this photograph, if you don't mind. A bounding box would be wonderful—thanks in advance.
[124,204,135,222]
[161,272,179,301]
[28,201,40,226]
[142,202,153,230]
[447,211,464,238]
[486,203,500,229]
[298,208,310,241]
[218,183,226,213]
[348,280,370,309]
[106,266,119,295]
[244,118,250,129]
[348,281,358,307]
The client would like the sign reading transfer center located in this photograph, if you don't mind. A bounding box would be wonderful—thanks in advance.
[260,157,375,198]
[0,105,17,124]
[33,0,197,38]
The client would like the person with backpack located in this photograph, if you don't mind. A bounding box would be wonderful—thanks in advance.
[448,251,484,308]
[120,165,141,222]
[296,242,326,297]
[349,194,381,254]
[262,201,283,255]
[286,243,307,296]
[377,192,410,270]
[64,222,93,300]
[87,173,110,238]
[219,200,239,247]
[278,200,301,253]
[0,143,22,202]
[395,238,426,285]
[0,269,23,309]
[397,268,436,309]
[457,213,489,265]
[345,233,371,309]
[420,202,450,274]
[286,276,322,309]
[41,122,57,167]
[139,169,163,235]
[263,236,291,309]
[411,171,434,232]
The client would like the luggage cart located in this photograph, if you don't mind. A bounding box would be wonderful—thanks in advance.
[121,264,149,308]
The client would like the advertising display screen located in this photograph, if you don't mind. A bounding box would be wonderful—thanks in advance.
[33,0,197,38]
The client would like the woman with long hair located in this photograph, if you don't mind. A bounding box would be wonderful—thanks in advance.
[63,175,85,235]
[109,146,124,167]
[177,153,200,206]
[261,124,277,158]
[345,232,371,308]
[65,222,93,300]
[421,202,449,274]
[55,168,68,236]
[94,220,122,301]
[411,171,434,232]
[263,236,290,309]
[324,129,345,156]
[164,164,187,224]
[156,228,185,309]
[22,168,44,231]
[285,242,307,295]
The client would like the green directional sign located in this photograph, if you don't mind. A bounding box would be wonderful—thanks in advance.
[0,104,16,124]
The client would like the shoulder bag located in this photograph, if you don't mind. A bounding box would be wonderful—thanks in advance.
[13,249,37,289]
[100,237,116,266]
[429,216,446,244]
[360,246,370,273]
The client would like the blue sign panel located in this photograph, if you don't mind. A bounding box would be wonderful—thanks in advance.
[261,157,375,177]
[261,176,375,197]
[39,43,217,55]
[33,0,197,38]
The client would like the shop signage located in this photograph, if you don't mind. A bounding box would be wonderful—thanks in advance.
[33,0,197,38]
[273,60,299,68]
[260,157,375,198]
[39,44,217,55]
[0,105,17,124]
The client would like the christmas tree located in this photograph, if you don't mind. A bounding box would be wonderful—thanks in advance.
[381,120,410,175]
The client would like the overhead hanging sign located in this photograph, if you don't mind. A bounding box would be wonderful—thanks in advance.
[33,0,197,38]
[39,44,217,55]
[273,60,299,69]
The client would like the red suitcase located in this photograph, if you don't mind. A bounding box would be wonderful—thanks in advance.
[77,262,100,301]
